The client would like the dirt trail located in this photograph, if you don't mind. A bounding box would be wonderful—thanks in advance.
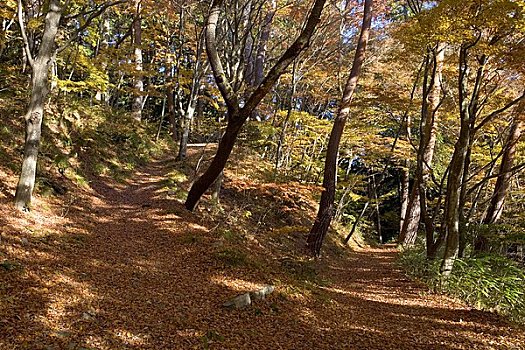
[1,158,524,349]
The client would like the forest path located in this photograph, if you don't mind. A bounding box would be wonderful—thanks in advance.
[1,157,524,349]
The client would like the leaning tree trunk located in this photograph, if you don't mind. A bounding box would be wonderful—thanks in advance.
[185,117,244,210]
[307,0,373,256]
[14,0,62,211]
[474,113,523,252]
[184,0,327,211]
[484,115,523,224]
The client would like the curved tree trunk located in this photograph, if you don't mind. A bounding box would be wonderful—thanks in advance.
[185,117,244,210]
[14,0,62,211]
[307,0,373,256]
[184,0,327,211]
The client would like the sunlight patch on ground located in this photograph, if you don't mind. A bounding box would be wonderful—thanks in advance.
[113,328,150,346]
[210,275,263,292]
[188,223,208,232]
[35,273,100,336]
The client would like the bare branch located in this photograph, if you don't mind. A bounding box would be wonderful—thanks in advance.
[17,0,34,67]
[474,91,525,132]
[57,0,127,53]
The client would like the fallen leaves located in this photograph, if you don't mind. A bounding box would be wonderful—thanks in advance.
[0,155,524,349]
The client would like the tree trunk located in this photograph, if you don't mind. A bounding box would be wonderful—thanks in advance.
[177,24,204,161]
[14,0,62,211]
[344,201,369,244]
[167,84,178,141]
[484,115,523,224]
[399,161,410,233]
[475,114,523,252]
[184,0,327,211]
[254,0,276,86]
[441,46,471,277]
[307,0,373,256]
[275,61,296,170]
[399,43,444,247]
[185,117,244,210]
[177,102,196,161]
[131,0,143,122]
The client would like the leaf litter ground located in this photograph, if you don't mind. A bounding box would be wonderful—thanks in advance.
[1,152,524,349]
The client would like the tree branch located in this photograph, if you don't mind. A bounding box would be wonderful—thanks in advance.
[243,0,327,115]
[205,0,239,113]
[17,0,34,68]
[474,91,525,132]
[57,0,127,53]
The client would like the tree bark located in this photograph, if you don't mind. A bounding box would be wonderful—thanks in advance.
[131,0,143,121]
[441,46,471,277]
[185,118,244,210]
[275,61,296,170]
[177,25,205,161]
[14,0,62,211]
[399,43,444,247]
[307,0,373,256]
[254,0,276,86]
[474,113,523,252]
[184,0,327,211]
[399,161,410,233]
[484,115,523,224]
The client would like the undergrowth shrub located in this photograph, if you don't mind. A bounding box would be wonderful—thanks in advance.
[398,244,525,323]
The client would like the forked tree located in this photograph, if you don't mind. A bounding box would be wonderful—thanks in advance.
[184,0,328,211]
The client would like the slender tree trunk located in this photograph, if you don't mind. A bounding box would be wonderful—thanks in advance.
[14,0,62,211]
[177,102,197,161]
[475,114,523,252]
[275,61,296,170]
[441,46,471,277]
[307,0,373,256]
[254,0,276,86]
[131,0,143,121]
[155,97,167,141]
[400,43,444,247]
[372,174,383,244]
[484,116,523,224]
[399,161,410,233]
[344,201,369,244]
[177,25,205,161]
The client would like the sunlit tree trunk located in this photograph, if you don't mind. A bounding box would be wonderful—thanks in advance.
[307,0,373,256]
[441,46,471,277]
[474,113,524,252]
[177,25,205,161]
[484,116,523,224]
[184,0,327,211]
[399,43,444,247]
[131,0,143,121]
[14,0,62,211]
